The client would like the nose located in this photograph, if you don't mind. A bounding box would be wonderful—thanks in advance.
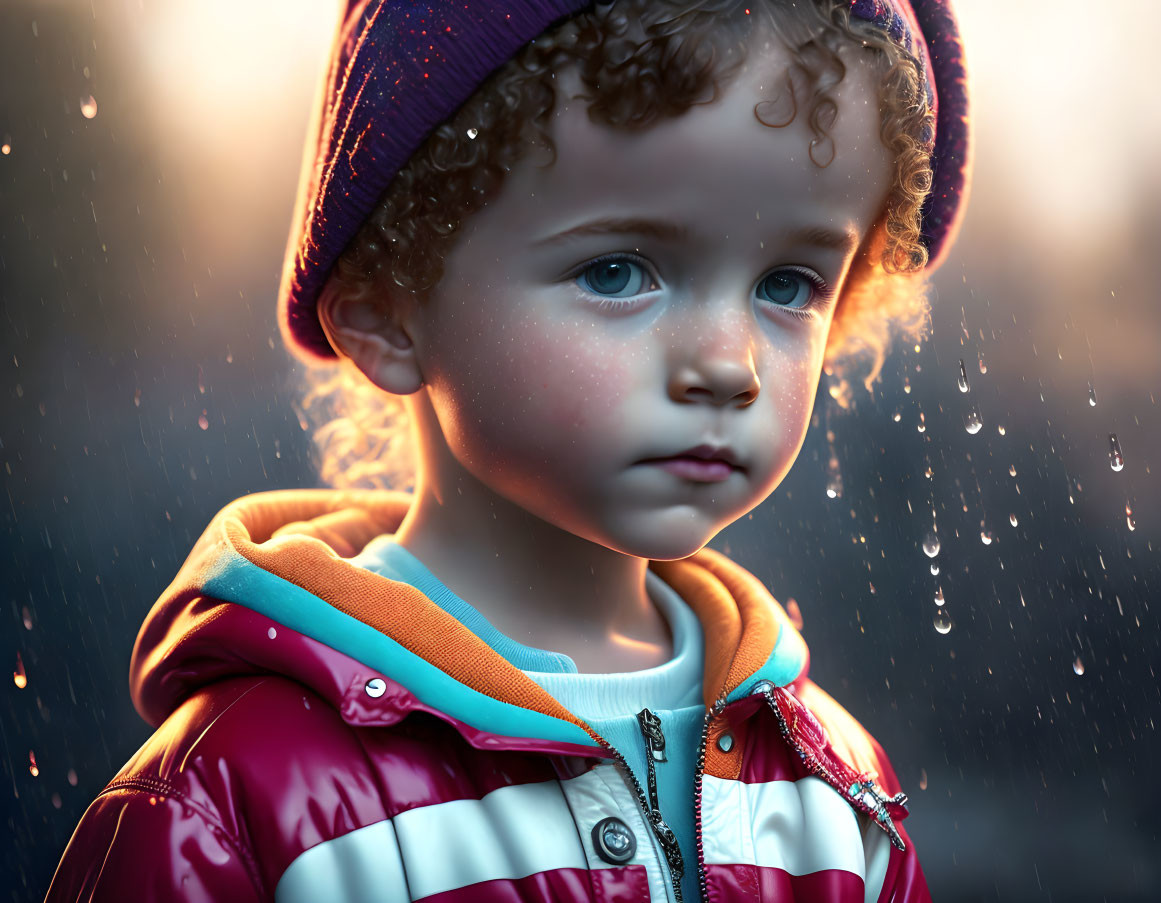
[665,315,761,408]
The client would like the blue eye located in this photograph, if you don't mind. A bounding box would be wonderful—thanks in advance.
[757,269,820,309]
[578,258,653,298]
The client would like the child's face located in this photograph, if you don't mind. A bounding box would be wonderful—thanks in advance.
[379,32,892,560]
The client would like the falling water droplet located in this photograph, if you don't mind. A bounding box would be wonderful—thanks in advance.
[934,586,945,605]
[29,750,39,777]
[1009,513,1018,527]
[1008,464,1017,477]
[980,529,993,546]
[892,411,901,422]
[466,127,478,139]
[67,768,78,786]
[1088,383,1097,407]
[1126,502,1136,531]
[978,354,987,374]
[930,563,939,575]
[964,406,983,434]
[80,95,98,119]
[903,377,912,395]
[22,606,33,630]
[924,466,933,480]
[933,612,953,635]
[922,533,940,558]
[13,652,27,689]
[1108,434,1124,472]
[997,425,1007,436]
[198,410,210,431]
[917,411,926,433]
[956,359,970,393]
[1072,657,1085,676]
[1,142,10,155]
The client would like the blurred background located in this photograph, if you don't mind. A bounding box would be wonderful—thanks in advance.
[2,0,1158,900]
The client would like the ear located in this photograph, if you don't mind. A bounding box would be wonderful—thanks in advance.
[317,276,425,395]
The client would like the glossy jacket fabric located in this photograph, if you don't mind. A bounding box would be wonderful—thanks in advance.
[46,490,931,903]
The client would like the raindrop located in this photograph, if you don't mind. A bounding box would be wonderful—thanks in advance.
[978,354,987,374]
[997,425,1006,436]
[930,563,939,575]
[13,652,27,689]
[980,529,993,546]
[934,586,945,605]
[964,406,983,434]
[922,533,940,558]
[466,127,478,139]
[917,411,926,434]
[67,768,78,786]
[1,142,10,155]
[919,768,929,790]
[1072,657,1085,676]
[1108,434,1124,472]
[1009,513,1018,527]
[933,612,953,635]
[22,606,33,630]
[1088,382,1097,407]
[892,411,901,422]
[1126,502,1136,532]
[29,750,39,777]
[924,466,933,480]
[825,484,839,499]
[1008,464,1017,477]
[903,377,912,395]
[267,627,278,640]
[80,95,98,119]
[198,410,210,430]
[956,359,970,393]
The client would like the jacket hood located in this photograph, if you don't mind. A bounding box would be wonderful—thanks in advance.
[130,489,809,753]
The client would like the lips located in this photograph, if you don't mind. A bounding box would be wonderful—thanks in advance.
[638,443,745,476]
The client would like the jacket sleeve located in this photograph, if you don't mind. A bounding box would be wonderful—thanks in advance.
[45,784,264,903]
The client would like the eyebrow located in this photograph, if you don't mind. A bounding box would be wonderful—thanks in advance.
[533,216,857,255]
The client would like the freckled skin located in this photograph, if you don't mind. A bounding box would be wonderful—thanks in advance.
[323,27,893,671]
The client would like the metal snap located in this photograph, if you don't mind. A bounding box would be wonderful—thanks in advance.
[716,731,735,753]
[747,679,774,697]
[591,816,636,865]
[364,677,387,698]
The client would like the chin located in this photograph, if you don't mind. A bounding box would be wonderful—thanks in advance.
[605,520,721,563]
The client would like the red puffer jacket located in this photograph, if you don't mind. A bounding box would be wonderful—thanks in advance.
[46,490,930,902]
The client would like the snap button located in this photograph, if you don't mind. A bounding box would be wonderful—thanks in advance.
[716,731,735,753]
[591,816,636,865]
[364,678,387,698]
[748,679,774,697]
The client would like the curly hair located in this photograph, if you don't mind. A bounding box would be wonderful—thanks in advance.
[303,0,935,491]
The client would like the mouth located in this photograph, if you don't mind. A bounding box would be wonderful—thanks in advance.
[638,444,745,483]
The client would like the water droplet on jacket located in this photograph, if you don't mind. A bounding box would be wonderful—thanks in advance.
[933,612,953,635]
[1072,657,1085,676]
[930,563,939,575]
[198,411,209,430]
[267,627,277,640]
[1009,513,1018,527]
[1088,383,1097,407]
[922,533,940,558]
[964,406,983,434]
[13,652,27,689]
[934,586,945,605]
[1108,434,1124,472]
[466,127,478,139]
[956,359,969,393]
[80,95,98,119]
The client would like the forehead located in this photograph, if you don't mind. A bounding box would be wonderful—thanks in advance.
[487,33,893,241]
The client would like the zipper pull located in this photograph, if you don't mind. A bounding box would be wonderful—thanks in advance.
[637,707,667,762]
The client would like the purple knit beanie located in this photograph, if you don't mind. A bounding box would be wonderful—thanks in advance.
[278,0,971,362]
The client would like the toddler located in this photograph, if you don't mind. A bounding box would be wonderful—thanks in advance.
[47,1,969,901]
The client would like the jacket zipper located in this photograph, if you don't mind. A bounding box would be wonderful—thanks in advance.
[594,720,686,903]
[692,696,729,903]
